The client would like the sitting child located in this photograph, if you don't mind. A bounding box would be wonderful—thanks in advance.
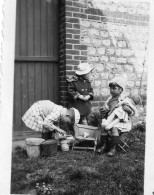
[102,92,138,131]
[97,76,138,157]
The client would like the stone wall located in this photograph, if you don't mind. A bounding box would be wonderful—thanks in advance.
[59,0,149,108]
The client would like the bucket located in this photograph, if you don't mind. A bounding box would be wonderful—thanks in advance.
[25,138,45,158]
[60,139,69,151]
[41,139,58,157]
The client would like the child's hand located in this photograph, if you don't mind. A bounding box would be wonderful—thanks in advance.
[43,122,55,131]
[84,95,90,100]
[79,95,86,101]
[58,129,66,135]
[115,103,120,108]
[100,106,109,114]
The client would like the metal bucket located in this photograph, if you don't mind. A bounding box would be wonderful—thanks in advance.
[41,139,58,157]
[25,138,45,158]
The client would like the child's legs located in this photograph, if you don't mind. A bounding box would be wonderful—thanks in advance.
[79,115,88,125]
[106,117,120,130]
[111,127,119,136]
[106,112,117,126]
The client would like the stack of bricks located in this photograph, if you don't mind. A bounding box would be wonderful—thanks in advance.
[59,0,149,108]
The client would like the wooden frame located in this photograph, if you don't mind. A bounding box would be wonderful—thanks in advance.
[72,124,99,151]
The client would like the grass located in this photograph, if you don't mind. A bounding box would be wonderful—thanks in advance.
[11,126,145,195]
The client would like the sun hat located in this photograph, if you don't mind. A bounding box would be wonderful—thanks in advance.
[69,108,80,125]
[109,74,127,91]
[75,63,93,75]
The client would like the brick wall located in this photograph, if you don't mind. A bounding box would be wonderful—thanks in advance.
[59,0,149,108]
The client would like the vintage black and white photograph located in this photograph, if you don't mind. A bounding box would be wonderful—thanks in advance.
[0,0,154,194]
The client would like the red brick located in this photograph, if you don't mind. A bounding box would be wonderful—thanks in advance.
[81,51,87,55]
[73,2,87,8]
[66,66,73,70]
[66,11,73,17]
[88,15,100,20]
[74,45,87,50]
[98,9,104,16]
[66,23,72,28]
[66,6,80,12]
[73,24,80,29]
[74,56,87,60]
[66,50,80,55]
[85,9,91,14]
[101,17,108,22]
[65,0,72,6]
[73,13,87,19]
[66,55,73,59]
[66,71,76,75]
[66,29,80,34]
[67,39,80,44]
[66,17,79,23]
[66,44,72,49]
[74,35,80,39]
[90,8,98,15]
[66,60,79,65]
[66,34,72,38]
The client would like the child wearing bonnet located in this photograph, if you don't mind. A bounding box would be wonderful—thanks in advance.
[97,75,138,156]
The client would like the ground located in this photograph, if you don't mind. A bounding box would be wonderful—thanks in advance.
[11,106,146,195]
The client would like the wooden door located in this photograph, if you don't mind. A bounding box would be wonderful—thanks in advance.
[13,0,59,140]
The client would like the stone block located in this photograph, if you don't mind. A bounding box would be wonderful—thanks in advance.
[106,48,115,55]
[94,63,105,72]
[100,55,109,62]
[88,47,97,55]
[110,57,116,63]
[102,39,111,46]
[116,57,127,64]
[80,19,91,27]
[127,81,135,88]
[115,49,122,56]
[131,88,139,96]
[91,21,102,29]
[117,41,127,48]
[95,80,102,87]
[93,88,100,96]
[100,88,110,96]
[97,47,105,55]
[89,28,100,36]
[124,65,134,72]
[118,6,127,13]
[88,55,99,62]
[81,36,91,44]
[127,57,136,64]
[92,38,102,47]
[81,28,88,36]
[122,49,132,57]
[100,72,109,80]
[136,81,141,87]
[101,80,107,87]
[100,31,109,38]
